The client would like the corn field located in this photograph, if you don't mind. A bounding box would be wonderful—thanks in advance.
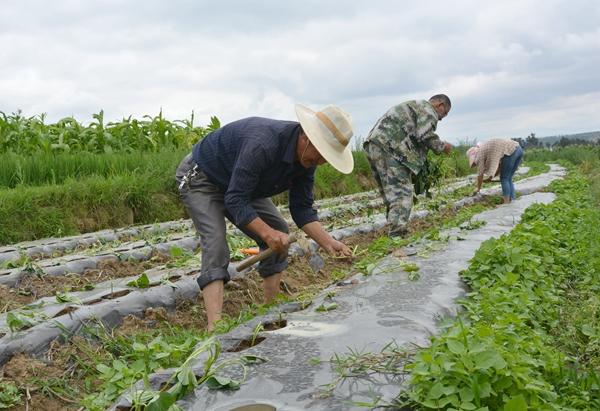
[0,110,220,154]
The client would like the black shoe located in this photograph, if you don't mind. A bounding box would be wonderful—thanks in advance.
[389,227,408,238]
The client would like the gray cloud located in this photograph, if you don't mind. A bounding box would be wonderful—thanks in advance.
[1,0,599,143]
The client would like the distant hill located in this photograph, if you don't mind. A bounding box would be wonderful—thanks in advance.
[538,131,600,145]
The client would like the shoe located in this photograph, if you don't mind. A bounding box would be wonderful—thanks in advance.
[389,227,408,238]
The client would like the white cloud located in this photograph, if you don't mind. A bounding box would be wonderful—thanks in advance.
[0,0,599,143]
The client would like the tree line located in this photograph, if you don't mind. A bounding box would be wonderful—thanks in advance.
[512,133,600,149]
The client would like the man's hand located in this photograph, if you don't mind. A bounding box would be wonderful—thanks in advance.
[443,142,453,154]
[246,217,291,256]
[323,239,352,257]
[264,230,290,256]
[301,221,352,258]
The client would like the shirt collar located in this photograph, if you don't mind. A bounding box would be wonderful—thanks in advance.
[423,100,442,121]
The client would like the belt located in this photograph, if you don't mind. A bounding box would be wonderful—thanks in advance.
[178,164,200,190]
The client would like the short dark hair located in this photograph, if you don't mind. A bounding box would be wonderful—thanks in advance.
[429,94,451,109]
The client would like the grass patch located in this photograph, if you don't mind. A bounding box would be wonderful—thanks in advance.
[0,170,183,245]
[519,160,550,178]
[524,145,600,165]
[0,149,189,188]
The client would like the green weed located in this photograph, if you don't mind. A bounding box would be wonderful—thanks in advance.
[0,380,21,408]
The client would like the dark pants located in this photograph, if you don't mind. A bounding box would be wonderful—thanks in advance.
[176,154,289,290]
[500,146,524,200]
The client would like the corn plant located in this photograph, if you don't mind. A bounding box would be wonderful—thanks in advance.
[0,110,220,155]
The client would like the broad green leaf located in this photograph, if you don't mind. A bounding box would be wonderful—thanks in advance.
[503,395,527,411]
[146,392,178,411]
[128,390,158,407]
[581,324,596,337]
[473,350,506,370]
[112,359,126,371]
[429,382,446,399]
[109,372,124,383]
[127,273,150,288]
[459,387,474,402]
[446,339,466,355]
[132,342,146,351]
[205,375,241,390]
[96,364,112,375]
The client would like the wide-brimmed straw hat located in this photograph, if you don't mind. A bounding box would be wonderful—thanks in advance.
[466,146,479,167]
[295,104,354,174]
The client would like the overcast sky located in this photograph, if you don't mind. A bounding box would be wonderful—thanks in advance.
[1,0,599,144]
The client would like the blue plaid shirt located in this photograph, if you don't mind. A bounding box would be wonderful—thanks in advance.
[192,117,318,228]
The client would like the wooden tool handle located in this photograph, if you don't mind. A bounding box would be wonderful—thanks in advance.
[236,234,297,272]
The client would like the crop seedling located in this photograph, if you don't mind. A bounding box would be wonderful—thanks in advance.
[330,269,347,283]
[127,338,252,410]
[160,274,179,289]
[460,219,486,230]
[127,273,151,288]
[1,253,29,269]
[0,380,21,408]
[6,309,47,332]
[404,264,421,282]
[227,235,256,261]
[316,302,338,312]
[166,246,197,268]
[22,260,44,278]
[251,323,264,347]
[318,341,411,402]
[55,291,83,305]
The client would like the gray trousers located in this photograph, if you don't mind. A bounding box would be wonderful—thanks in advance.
[176,154,289,290]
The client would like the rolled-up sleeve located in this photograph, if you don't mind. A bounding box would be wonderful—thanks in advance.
[224,142,267,226]
[289,170,319,228]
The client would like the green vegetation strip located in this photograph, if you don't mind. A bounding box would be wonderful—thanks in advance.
[0,151,375,245]
[399,168,600,410]
[0,149,189,188]
[525,146,600,166]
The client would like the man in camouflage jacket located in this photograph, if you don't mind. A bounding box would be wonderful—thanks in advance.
[363,94,453,237]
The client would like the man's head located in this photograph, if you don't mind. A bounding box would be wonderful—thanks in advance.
[296,130,327,168]
[429,94,451,120]
[295,104,354,174]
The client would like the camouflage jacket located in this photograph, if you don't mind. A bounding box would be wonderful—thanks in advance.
[364,100,446,175]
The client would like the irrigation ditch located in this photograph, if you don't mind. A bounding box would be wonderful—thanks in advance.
[0,164,559,410]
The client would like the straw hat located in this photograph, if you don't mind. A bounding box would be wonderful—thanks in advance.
[295,104,354,174]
